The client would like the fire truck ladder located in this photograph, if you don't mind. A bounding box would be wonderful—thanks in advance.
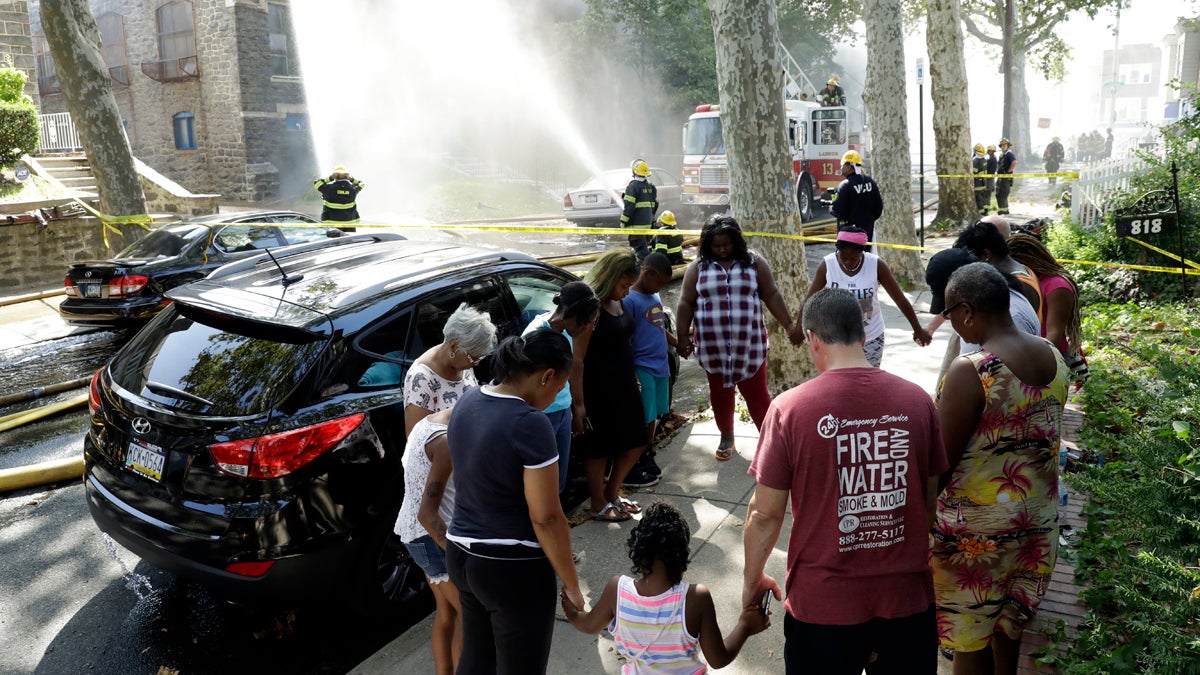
[779,42,818,101]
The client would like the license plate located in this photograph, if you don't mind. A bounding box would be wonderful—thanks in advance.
[80,283,102,298]
[683,186,699,193]
[584,195,597,203]
[126,439,166,482]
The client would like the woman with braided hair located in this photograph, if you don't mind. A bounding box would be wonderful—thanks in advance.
[1006,233,1083,360]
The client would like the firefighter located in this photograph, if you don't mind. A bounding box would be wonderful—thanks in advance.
[830,149,882,251]
[972,143,989,215]
[996,138,1018,215]
[621,159,658,260]
[651,210,684,265]
[1044,136,1065,184]
[985,145,999,210]
[314,165,364,229]
[819,76,846,107]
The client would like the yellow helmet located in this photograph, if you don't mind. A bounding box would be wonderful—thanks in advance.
[658,210,676,226]
[986,145,996,152]
[999,138,1011,147]
[974,143,985,155]
[331,165,348,174]
[841,150,862,165]
[827,78,837,86]
[630,159,651,177]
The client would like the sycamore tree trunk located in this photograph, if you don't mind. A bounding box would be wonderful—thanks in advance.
[926,0,977,227]
[709,0,814,390]
[863,0,924,285]
[41,0,146,247]
[1010,46,1033,165]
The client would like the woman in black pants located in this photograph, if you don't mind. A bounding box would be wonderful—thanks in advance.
[445,330,583,673]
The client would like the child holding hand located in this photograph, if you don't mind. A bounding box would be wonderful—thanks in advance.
[561,502,770,672]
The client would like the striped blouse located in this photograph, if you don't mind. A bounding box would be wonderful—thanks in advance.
[609,576,705,674]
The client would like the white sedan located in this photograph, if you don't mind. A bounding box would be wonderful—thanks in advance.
[563,168,682,226]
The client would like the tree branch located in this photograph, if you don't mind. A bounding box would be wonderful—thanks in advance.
[961,11,1002,46]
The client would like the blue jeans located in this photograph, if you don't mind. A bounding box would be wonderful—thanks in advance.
[546,407,572,493]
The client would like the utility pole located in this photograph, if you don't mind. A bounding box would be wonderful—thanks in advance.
[1001,0,1014,138]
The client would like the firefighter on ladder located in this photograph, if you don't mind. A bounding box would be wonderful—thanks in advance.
[621,159,658,260]
[651,210,684,265]
[314,165,364,230]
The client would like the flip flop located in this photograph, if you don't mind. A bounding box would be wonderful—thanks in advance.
[715,446,735,461]
[592,502,632,522]
[616,496,641,514]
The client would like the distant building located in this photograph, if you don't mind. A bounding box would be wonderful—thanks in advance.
[29,0,317,202]
[1162,18,1200,121]
[1099,43,1163,127]
[0,1,37,102]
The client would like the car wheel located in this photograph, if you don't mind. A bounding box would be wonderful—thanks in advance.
[797,179,813,223]
[350,520,431,619]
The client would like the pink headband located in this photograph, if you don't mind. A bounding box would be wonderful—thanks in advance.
[836,230,869,246]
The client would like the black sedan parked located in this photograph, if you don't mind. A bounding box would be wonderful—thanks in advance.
[84,233,577,616]
[59,210,340,328]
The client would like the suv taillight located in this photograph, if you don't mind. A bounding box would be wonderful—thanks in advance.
[64,277,78,297]
[563,193,573,208]
[109,275,149,297]
[88,368,103,415]
[209,413,366,479]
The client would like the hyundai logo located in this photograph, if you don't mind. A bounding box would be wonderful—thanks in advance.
[131,417,152,436]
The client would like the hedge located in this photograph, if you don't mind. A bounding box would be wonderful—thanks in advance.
[0,99,38,167]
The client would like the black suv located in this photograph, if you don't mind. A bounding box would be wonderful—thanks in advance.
[84,233,577,614]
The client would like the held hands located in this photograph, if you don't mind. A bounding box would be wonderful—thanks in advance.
[912,328,933,347]
[677,336,694,359]
[786,324,805,347]
[741,573,782,611]
[737,600,772,636]
[560,586,586,625]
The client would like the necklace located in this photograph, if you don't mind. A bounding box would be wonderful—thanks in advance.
[838,253,863,274]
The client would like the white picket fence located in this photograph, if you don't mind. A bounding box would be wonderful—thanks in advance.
[1070,153,1153,228]
[37,112,83,153]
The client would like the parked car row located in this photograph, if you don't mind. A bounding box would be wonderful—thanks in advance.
[83,231,579,617]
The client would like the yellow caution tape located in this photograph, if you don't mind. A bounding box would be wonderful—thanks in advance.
[930,172,1079,179]
[1124,236,1200,270]
[71,199,153,247]
[1056,257,1200,276]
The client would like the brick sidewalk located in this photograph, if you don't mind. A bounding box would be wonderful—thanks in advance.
[1017,399,1088,674]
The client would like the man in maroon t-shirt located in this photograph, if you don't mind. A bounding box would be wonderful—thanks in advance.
[743,288,947,673]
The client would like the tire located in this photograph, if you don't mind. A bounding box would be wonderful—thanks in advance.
[349,519,432,619]
[797,179,813,223]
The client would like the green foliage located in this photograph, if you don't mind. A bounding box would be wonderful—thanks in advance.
[1056,300,1200,673]
[0,67,26,103]
[0,99,38,167]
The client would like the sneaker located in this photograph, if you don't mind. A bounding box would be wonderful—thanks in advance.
[622,468,660,488]
[638,450,661,477]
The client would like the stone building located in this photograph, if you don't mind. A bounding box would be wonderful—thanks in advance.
[0,1,36,102]
[29,0,316,202]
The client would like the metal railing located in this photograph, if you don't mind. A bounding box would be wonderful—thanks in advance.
[139,55,199,82]
[779,42,817,101]
[37,112,83,154]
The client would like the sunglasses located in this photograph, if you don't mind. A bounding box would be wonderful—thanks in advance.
[940,301,972,320]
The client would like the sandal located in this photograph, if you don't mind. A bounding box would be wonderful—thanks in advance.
[592,502,632,522]
[616,496,641,514]
[716,437,735,461]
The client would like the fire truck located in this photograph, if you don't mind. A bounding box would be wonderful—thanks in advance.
[680,99,851,223]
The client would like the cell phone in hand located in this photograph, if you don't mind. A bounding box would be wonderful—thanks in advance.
[760,589,772,615]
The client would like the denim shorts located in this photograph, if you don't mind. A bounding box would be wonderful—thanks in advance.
[404,534,450,585]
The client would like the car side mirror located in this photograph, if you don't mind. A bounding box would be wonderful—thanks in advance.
[326,228,344,238]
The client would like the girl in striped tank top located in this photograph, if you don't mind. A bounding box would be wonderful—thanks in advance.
[561,502,769,673]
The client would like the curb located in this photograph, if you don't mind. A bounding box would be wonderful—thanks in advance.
[0,455,83,493]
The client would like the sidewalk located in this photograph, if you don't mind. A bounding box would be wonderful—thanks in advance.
[351,286,955,675]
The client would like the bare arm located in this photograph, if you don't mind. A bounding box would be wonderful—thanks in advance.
[417,435,452,548]
[936,357,985,491]
[923,313,946,336]
[753,253,796,333]
[742,483,788,608]
[525,464,583,609]
[562,575,618,634]
[693,584,769,669]
[804,260,828,302]
[1044,287,1074,355]
[404,405,434,437]
[675,263,700,359]
[569,321,592,433]
[877,260,932,346]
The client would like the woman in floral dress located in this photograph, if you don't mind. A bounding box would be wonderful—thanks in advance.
[932,263,1069,675]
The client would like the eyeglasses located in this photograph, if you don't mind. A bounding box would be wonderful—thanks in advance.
[940,301,971,320]
[465,351,486,366]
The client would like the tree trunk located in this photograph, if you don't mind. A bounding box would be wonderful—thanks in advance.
[1010,46,1033,165]
[863,0,924,286]
[41,0,146,247]
[709,0,814,391]
[926,0,977,228]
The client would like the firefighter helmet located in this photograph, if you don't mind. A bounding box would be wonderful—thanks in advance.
[974,143,985,156]
[658,210,676,226]
[986,145,996,152]
[331,165,349,175]
[827,78,837,86]
[630,159,651,177]
[999,138,1011,147]
[841,150,863,165]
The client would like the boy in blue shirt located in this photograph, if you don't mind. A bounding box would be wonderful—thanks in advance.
[622,253,677,483]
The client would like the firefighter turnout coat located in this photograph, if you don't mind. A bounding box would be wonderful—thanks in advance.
[315,176,365,223]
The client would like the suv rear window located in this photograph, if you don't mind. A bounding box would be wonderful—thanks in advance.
[111,308,326,416]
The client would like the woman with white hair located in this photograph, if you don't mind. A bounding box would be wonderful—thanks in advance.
[404,303,497,435]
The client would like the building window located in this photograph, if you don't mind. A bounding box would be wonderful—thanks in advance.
[158,2,196,62]
[174,112,197,149]
[33,32,60,95]
[97,14,130,87]
[268,3,300,77]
